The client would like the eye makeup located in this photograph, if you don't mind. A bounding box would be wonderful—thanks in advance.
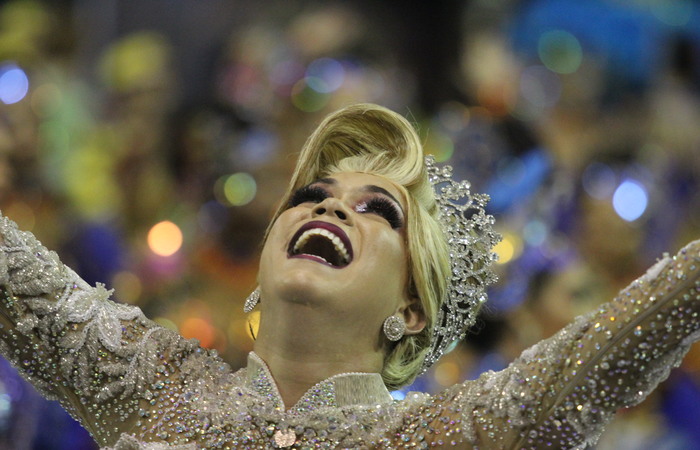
[355,196,404,229]
[288,178,405,229]
[288,184,329,207]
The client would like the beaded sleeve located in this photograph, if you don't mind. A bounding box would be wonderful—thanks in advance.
[1,209,698,449]
[443,240,700,449]
[0,214,214,447]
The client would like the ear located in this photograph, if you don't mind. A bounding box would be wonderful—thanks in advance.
[399,297,427,335]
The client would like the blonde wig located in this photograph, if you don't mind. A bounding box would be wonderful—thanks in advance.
[265,103,453,389]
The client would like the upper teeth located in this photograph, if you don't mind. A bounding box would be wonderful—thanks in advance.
[293,228,350,263]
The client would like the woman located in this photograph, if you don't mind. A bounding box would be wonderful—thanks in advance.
[0,104,698,449]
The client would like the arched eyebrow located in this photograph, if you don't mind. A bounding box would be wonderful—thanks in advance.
[312,177,405,215]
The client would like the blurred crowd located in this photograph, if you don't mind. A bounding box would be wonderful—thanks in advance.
[0,0,699,448]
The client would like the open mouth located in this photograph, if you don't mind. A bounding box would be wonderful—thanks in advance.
[287,221,353,268]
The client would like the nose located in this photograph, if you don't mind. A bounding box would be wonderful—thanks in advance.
[311,198,352,223]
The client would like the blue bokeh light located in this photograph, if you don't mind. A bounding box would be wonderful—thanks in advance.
[306,58,345,93]
[612,179,648,222]
[390,390,406,400]
[0,63,29,104]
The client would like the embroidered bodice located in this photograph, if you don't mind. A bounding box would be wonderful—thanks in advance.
[0,212,698,449]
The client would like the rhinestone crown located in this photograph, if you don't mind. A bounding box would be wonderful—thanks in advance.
[421,156,501,373]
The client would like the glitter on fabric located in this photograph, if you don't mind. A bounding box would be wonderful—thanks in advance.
[0,213,698,449]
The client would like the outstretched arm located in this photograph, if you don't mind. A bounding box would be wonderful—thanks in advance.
[387,240,699,449]
[461,239,700,449]
[0,213,214,447]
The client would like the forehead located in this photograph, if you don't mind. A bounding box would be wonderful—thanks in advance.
[321,172,407,207]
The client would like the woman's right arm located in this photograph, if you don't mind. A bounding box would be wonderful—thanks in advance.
[0,213,220,447]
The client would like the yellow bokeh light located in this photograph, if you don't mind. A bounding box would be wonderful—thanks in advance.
[224,173,257,206]
[424,131,455,162]
[214,173,257,207]
[147,220,183,256]
[494,232,523,265]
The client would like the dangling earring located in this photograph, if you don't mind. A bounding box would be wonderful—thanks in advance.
[383,314,406,341]
[244,288,260,313]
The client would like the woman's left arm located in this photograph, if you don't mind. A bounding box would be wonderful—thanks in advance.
[464,239,700,448]
[390,240,700,449]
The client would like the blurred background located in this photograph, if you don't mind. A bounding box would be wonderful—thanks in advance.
[0,0,699,448]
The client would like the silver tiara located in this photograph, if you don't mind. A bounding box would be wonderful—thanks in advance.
[420,156,501,373]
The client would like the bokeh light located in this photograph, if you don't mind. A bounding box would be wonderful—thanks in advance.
[433,360,461,387]
[239,128,278,167]
[0,63,29,104]
[215,172,257,207]
[538,30,583,74]
[650,0,693,27]
[147,221,183,256]
[390,391,406,400]
[493,232,523,265]
[0,392,10,425]
[612,179,648,222]
[424,130,455,162]
[306,58,345,93]
[523,219,548,247]
[180,317,215,348]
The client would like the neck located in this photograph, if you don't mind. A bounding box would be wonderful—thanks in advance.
[253,301,384,408]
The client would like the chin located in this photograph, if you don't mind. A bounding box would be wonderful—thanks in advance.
[262,264,335,307]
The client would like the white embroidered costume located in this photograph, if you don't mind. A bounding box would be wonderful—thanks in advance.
[0,213,698,449]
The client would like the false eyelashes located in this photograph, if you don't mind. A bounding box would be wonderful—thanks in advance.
[289,183,405,229]
[355,197,403,229]
[289,185,329,207]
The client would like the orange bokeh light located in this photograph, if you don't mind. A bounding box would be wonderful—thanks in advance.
[147,220,183,256]
[180,317,215,348]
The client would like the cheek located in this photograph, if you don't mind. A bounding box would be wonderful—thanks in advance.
[259,214,293,269]
[366,231,409,278]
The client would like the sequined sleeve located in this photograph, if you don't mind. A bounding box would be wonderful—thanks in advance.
[0,214,210,447]
[439,240,700,449]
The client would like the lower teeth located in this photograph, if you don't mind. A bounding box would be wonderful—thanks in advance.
[302,253,328,264]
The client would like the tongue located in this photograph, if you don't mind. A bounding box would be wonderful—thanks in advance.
[299,235,343,267]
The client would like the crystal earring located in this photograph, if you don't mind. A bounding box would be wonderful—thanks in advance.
[383,314,406,341]
[244,288,260,313]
